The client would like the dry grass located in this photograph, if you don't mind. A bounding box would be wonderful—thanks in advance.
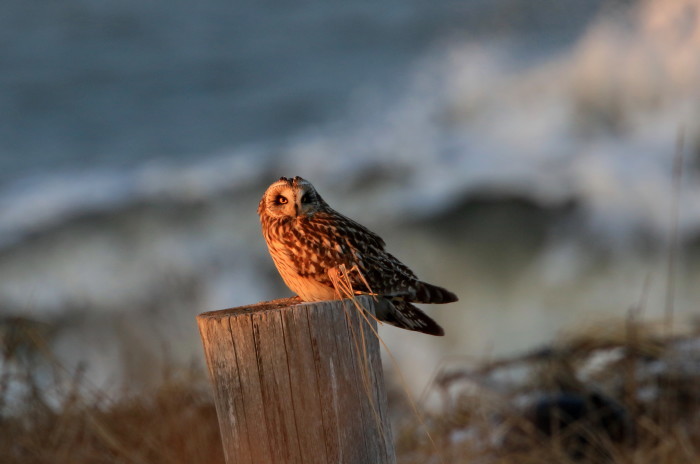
[0,371,224,464]
[0,373,224,464]
[396,319,700,464]
[2,316,700,463]
[0,317,224,464]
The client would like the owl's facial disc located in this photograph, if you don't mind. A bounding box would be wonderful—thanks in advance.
[264,185,297,218]
[259,176,323,219]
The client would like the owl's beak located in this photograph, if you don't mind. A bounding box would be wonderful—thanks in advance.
[293,202,300,217]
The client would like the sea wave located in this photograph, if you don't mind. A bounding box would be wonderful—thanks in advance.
[3,1,699,252]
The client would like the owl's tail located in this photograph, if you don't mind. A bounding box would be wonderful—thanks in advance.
[413,281,458,304]
[376,299,445,336]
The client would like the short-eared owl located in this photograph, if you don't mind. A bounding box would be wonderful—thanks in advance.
[258,176,458,336]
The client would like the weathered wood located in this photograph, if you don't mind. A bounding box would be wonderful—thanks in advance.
[197,296,396,464]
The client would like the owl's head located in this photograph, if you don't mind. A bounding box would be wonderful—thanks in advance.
[258,176,326,219]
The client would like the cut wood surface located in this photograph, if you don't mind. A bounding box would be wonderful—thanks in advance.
[197,296,396,464]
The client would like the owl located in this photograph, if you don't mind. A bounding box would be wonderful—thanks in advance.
[257,176,458,336]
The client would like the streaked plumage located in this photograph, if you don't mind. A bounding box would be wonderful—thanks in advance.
[257,176,458,336]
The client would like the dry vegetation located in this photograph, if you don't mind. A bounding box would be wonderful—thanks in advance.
[2,316,700,463]
[396,319,700,463]
[0,317,223,464]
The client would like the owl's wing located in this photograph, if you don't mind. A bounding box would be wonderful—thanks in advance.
[283,211,421,298]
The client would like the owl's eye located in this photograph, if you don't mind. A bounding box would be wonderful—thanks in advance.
[275,195,288,205]
[300,193,311,204]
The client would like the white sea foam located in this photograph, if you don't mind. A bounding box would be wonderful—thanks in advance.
[309,0,700,236]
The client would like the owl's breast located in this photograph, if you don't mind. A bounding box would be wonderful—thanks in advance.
[263,221,338,302]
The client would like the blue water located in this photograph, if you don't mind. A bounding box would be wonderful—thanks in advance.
[0,0,600,185]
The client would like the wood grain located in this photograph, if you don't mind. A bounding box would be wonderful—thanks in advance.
[197,297,396,464]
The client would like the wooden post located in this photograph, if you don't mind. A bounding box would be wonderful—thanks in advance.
[197,296,396,464]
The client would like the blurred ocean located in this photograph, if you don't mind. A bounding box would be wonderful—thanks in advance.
[2,0,700,393]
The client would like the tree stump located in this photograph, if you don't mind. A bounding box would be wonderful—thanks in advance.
[197,296,396,464]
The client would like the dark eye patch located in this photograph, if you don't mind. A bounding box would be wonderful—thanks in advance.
[275,195,288,205]
[300,193,311,204]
